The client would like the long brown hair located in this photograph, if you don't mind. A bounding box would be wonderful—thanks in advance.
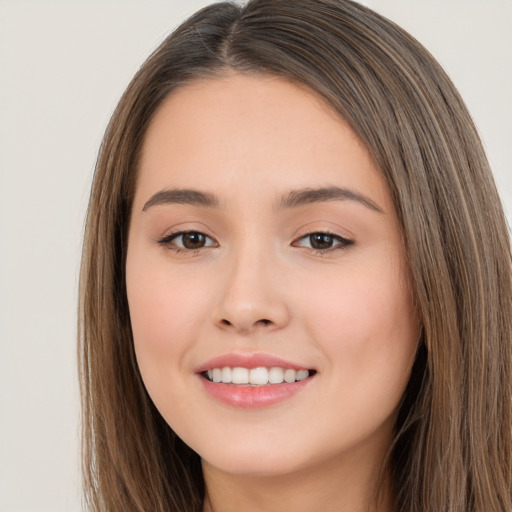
[78,1,512,510]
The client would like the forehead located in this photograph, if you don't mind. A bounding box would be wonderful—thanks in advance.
[135,73,391,213]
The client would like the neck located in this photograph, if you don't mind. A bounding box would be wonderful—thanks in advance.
[202,449,393,512]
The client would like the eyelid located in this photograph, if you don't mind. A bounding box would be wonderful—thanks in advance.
[157,229,218,251]
[155,224,353,255]
[291,229,354,253]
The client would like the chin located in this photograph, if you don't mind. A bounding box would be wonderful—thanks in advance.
[201,451,306,478]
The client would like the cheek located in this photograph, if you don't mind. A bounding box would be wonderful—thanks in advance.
[128,276,179,353]
[125,250,210,376]
[306,260,413,334]
[300,257,418,398]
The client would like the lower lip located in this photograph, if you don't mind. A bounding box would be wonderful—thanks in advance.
[199,376,314,408]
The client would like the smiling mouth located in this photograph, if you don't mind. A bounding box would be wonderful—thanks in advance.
[202,367,316,386]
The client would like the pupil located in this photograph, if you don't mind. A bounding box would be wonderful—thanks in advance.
[310,233,333,249]
[183,232,205,249]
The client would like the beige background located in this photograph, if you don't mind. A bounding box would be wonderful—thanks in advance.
[0,1,510,511]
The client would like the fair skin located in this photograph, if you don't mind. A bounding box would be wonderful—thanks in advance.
[126,73,419,512]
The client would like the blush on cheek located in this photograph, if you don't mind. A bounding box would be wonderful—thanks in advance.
[130,296,181,352]
[305,268,415,369]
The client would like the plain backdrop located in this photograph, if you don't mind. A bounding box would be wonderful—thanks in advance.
[0,1,510,511]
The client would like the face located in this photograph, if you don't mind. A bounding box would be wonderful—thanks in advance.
[126,74,418,479]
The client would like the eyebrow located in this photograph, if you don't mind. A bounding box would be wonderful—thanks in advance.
[142,188,219,211]
[141,186,383,213]
[278,186,383,213]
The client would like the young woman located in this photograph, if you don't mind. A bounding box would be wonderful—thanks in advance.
[78,1,512,511]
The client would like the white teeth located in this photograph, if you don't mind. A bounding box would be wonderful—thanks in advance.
[205,366,312,385]
[296,369,309,381]
[221,367,232,383]
[249,367,269,385]
[283,369,296,383]
[268,367,284,384]
[232,367,249,384]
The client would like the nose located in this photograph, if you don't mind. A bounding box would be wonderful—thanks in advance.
[212,245,290,335]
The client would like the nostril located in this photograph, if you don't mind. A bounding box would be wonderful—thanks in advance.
[219,318,271,328]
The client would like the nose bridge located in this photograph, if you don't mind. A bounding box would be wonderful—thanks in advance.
[214,234,289,333]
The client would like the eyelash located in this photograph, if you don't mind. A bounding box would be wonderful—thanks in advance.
[292,231,354,254]
[157,230,218,254]
[157,230,354,255]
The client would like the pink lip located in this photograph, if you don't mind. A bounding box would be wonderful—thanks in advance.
[199,379,313,408]
[195,353,316,409]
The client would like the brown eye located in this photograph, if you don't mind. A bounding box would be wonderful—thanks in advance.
[181,232,207,249]
[293,231,353,252]
[309,233,335,250]
[158,231,217,251]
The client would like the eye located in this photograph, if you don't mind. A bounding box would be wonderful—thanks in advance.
[158,230,218,251]
[293,232,353,252]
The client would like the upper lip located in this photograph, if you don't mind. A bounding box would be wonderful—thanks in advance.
[194,353,314,373]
